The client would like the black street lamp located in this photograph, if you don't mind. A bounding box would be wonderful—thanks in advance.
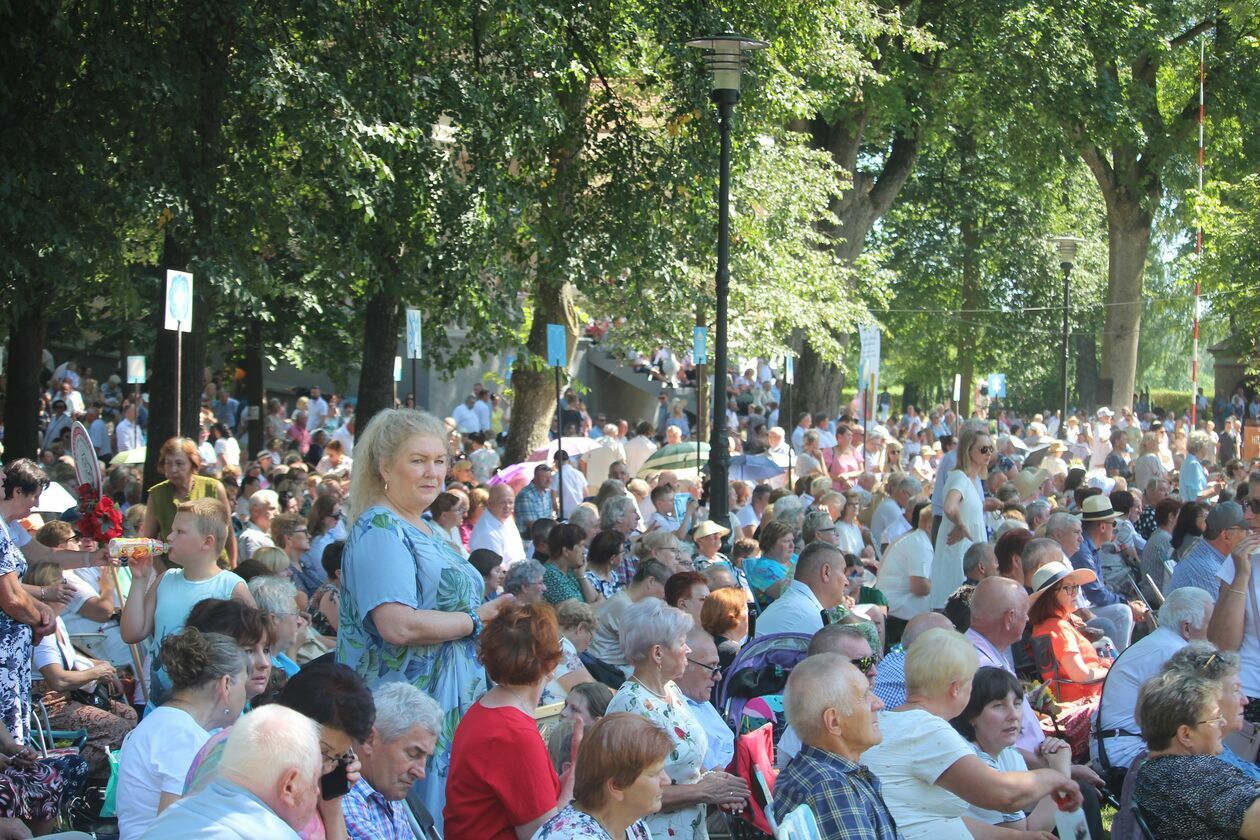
[1050,235,1084,438]
[687,32,766,527]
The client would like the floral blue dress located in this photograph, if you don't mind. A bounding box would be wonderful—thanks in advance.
[608,680,709,839]
[336,505,486,834]
[0,520,33,744]
[532,804,652,839]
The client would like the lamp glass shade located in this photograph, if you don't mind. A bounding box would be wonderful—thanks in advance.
[1049,235,1085,267]
[685,33,768,92]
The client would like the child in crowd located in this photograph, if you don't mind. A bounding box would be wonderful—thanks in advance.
[120,498,253,708]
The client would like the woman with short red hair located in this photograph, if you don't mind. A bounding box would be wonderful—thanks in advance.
[444,601,575,839]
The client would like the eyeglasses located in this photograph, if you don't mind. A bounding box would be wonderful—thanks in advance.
[1196,715,1227,728]
[817,527,836,534]
[687,657,721,675]
[851,655,877,674]
[1062,584,1081,593]
[320,744,356,769]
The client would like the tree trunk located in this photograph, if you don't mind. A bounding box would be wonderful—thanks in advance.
[244,318,264,459]
[788,115,920,414]
[956,132,982,419]
[1075,332,1098,411]
[354,291,402,437]
[144,234,209,494]
[3,305,48,460]
[503,280,578,466]
[1100,207,1150,410]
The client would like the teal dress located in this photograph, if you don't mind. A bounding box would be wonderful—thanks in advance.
[336,506,485,834]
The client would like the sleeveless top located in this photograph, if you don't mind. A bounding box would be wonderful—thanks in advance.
[147,475,223,540]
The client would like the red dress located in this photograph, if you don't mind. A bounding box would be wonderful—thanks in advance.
[443,700,559,839]
[1032,614,1109,702]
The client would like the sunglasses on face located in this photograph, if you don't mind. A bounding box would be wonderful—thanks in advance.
[851,655,877,674]
[978,446,994,455]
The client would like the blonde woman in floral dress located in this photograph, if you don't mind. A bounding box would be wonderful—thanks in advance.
[607,598,749,839]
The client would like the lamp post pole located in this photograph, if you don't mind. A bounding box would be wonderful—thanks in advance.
[687,33,766,528]
[1050,236,1084,439]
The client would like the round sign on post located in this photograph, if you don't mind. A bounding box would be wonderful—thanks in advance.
[70,422,103,495]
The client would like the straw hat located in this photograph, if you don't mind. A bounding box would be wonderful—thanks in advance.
[692,520,730,540]
[1028,560,1098,608]
[1079,494,1121,522]
[1014,467,1049,500]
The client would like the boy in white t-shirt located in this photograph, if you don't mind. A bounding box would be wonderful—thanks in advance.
[647,483,697,540]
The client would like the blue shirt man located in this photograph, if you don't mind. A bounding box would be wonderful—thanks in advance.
[142,779,301,839]
[1180,451,1209,502]
[1170,502,1248,595]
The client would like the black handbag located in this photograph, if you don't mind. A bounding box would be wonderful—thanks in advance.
[69,684,113,711]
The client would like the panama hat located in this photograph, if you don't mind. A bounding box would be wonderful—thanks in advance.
[1028,560,1098,607]
[692,520,730,540]
[1014,467,1050,500]
[1079,494,1121,522]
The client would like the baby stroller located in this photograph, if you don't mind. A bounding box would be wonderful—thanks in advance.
[715,633,812,741]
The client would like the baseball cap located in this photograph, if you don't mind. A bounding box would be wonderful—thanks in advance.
[1205,501,1247,539]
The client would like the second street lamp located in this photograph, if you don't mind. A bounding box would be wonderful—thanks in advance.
[1050,235,1084,438]
[686,33,767,530]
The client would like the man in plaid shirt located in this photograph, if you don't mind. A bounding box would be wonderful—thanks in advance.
[773,654,901,839]
[513,464,555,537]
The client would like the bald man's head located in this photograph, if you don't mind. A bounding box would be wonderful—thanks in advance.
[968,576,1030,647]
[901,612,953,648]
[785,655,881,752]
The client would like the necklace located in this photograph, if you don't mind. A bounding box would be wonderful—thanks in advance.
[630,674,667,698]
[501,685,534,711]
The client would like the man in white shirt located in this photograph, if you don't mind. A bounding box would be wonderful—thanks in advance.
[1093,586,1214,773]
[870,473,920,550]
[451,395,480,435]
[114,402,145,452]
[469,484,527,567]
[622,422,658,477]
[583,424,626,486]
[756,543,847,637]
[41,399,73,452]
[306,386,330,431]
[331,415,355,457]
[678,629,735,771]
[554,450,588,518]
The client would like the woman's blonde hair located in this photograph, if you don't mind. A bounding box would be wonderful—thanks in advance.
[634,529,679,561]
[249,546,290,576]
[955,426,992,475]
[347,409,448,521]
[905,627,978,698]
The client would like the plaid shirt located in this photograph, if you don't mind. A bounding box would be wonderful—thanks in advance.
[342,778,412,840]
[514,482,553,536]
[774,745,902,840]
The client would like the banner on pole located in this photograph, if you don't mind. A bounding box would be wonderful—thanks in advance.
[858,324,881,372]
[987,373,1007,398]
[405,309,422,360]
[546,324,567,368]
[126,356,146,385]
[784,353,794,385]
[164,270,193,332]
[393,356,402,383]
[953,374,962,403]
[693,327,708,366]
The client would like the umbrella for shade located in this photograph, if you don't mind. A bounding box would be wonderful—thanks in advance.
[728,454,785,483]
[488,461,549,493]
[637,442,711,477]
[110,448,146,466]
[530,437,603,462]
[34,481,77,515]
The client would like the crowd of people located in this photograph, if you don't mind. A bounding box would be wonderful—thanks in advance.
[2,354,1260,838]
